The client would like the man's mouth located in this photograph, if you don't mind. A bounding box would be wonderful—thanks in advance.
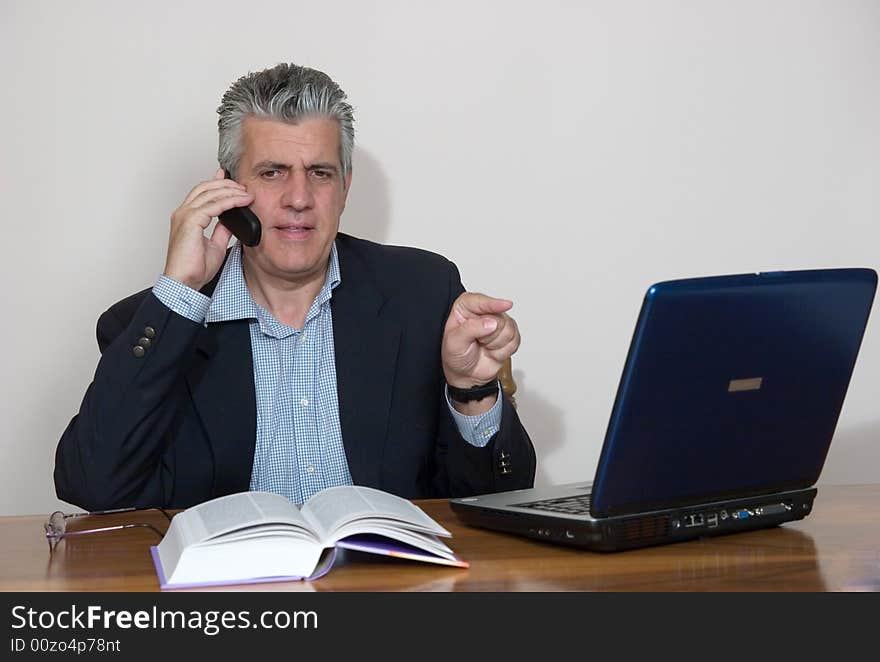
[274,223,315,239]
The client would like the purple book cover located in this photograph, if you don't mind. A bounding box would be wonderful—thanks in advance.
[335,534,469,568]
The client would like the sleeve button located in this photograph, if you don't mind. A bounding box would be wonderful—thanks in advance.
[132,345,146,358]
[143,326,156,339]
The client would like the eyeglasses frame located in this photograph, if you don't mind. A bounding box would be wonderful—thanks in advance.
[44,507,173,554]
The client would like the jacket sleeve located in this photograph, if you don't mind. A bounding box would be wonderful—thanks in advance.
[53,293,203,510]
[430,262,537,497]
[434,391,536,497]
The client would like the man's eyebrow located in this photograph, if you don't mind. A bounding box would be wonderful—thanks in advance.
[250,161,340,173]
[251,161,290,172]
[307,163,340,173]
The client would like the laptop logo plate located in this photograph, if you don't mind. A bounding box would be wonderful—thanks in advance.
[728,377,763,392]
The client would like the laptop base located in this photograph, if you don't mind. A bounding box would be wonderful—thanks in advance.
[451,487,816,552]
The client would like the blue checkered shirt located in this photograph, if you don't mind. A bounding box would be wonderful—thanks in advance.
[153,241,501,504]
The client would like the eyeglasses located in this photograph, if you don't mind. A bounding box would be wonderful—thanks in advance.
[44,507,173,554]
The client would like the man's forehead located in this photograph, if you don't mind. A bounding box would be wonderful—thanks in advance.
[241,116,341,163]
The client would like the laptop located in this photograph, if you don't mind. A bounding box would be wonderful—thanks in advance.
[451,268,877,551]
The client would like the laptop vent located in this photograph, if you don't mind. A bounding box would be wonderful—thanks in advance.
[617,515,670,542]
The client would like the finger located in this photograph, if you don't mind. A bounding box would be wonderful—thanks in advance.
[485,338,520,364]
[189,187,253,211]
[195,192,255,223]
[445,316,500,354]
[479,316,519,351]
[173,192,254,232]
[475,312,514,346]
[208,219,234,249]
[182,176,246,206]
[450,292,513,324]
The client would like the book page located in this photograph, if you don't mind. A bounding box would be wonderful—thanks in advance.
[205,527,317,546]
[157,491,327,587]
[302,485,450,541]
[162,534,326,587]
[181,491,313,543]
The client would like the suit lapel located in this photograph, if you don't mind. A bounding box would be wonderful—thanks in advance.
[332,240,401,488]
[186,319,257,497]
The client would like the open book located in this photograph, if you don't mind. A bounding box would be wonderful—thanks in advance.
[151,486,468,589]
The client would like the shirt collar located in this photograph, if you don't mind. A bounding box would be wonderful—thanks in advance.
[206,241,342,326]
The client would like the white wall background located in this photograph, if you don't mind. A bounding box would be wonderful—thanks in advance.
[2,0,878,515]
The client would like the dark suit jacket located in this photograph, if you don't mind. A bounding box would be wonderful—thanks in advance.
[54,233,535,510]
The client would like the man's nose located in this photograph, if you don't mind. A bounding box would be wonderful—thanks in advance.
[280,170,314,211]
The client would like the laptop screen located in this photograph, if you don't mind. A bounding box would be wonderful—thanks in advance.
[589,268,877,517]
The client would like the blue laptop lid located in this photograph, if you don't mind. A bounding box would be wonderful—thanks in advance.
[591,268,877,518]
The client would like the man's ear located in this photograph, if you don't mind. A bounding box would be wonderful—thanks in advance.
[341,170,353,208]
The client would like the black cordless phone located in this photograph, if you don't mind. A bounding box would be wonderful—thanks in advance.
[218,170,262,247]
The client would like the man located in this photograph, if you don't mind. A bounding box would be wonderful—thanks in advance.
[54,63,535,510]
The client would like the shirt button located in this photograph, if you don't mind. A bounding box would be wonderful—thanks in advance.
[299,333,307,343]
[306,465,315,473]
[300,398,309,407]
[483,430,493,438]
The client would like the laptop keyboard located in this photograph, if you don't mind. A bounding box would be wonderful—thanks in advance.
[512,493,592,515]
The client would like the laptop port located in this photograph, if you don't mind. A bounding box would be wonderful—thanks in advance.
[683,513,704,528]
[707,513,719,528]
[754,503,792,516]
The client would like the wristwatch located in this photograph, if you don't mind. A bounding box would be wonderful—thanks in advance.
[447,379,500,403]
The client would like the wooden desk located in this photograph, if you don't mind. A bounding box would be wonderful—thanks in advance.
[2,485,878,592]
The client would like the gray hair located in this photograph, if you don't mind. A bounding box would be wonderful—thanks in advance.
[217,63,355,179]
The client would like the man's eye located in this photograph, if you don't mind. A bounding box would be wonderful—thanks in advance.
[311,170,331,179]
[260,170,281,179]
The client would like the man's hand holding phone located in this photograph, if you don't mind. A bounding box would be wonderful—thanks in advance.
[163,168,254,291]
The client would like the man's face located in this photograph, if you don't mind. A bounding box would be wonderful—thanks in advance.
[236,115,351,285]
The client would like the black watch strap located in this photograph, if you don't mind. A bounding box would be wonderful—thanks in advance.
[447,379,500,403]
